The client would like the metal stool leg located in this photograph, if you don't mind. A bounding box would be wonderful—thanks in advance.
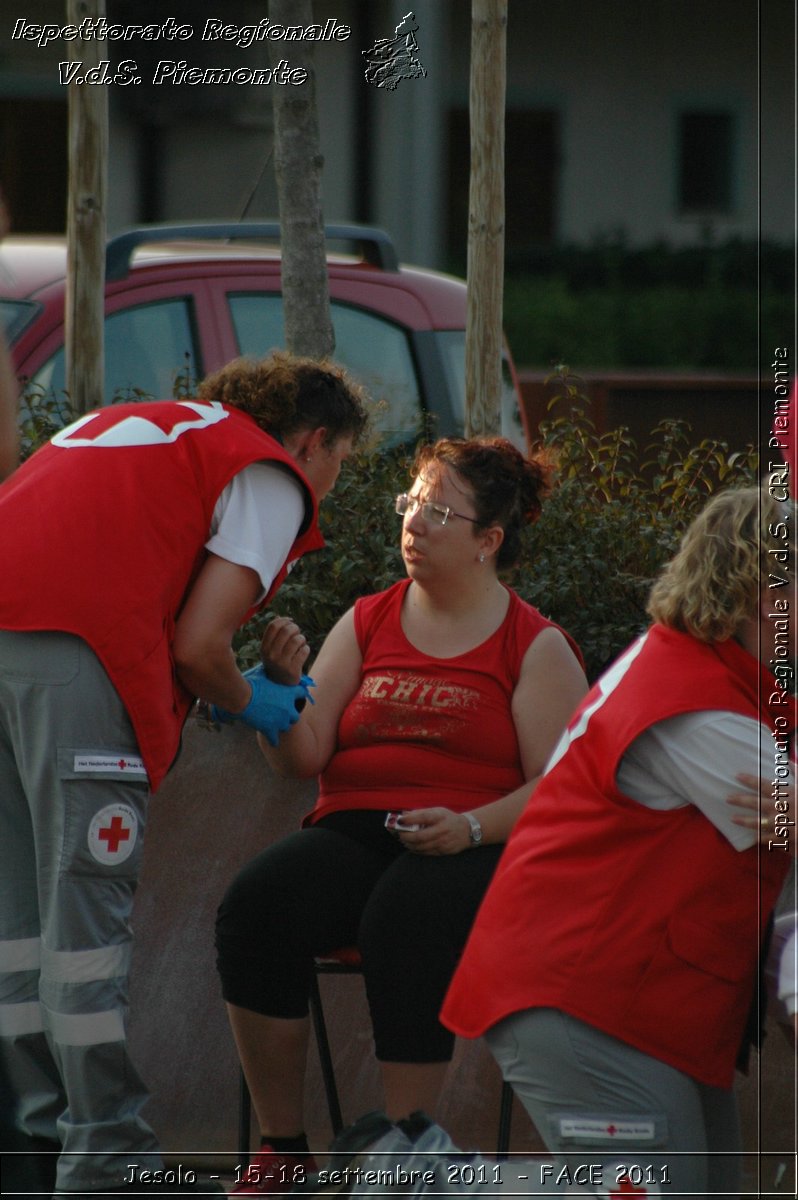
[237,953,512,1157]
[235,958,355,1158]
[238,1070,252,1162]
[496,1079,513,1157]
[309,967,345,1135]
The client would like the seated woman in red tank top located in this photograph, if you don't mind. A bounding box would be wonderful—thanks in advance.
[215,436,587,1194]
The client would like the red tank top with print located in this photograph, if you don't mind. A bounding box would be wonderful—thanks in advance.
[306,578,581,823]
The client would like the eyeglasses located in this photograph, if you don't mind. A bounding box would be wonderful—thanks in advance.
[395,493,479,526]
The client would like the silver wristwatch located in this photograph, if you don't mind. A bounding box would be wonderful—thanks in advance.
[464,812,483,846]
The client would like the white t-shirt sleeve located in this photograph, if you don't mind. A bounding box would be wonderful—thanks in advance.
[206,462,306,602]
[617,711,777,850]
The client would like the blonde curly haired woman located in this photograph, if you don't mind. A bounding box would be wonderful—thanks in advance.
[443,485,796,1198]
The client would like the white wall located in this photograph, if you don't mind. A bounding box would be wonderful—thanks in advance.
[3,0,793,254]
[445,0,792,248]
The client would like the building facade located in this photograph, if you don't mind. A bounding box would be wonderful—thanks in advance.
[2,0,793,268]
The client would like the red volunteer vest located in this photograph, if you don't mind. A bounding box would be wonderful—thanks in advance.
[0,400,323,790]
[441,625,794,1088]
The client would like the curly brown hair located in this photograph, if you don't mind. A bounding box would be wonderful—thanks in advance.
[198,351,370,447]
[647,485,794,642]
[412,436,552,569]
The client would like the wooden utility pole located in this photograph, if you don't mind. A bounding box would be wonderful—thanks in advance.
[465,0,507,437]
[268,0,334,360]
[65,0,108,414]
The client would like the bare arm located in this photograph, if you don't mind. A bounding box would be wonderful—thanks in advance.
[172,552,262,712]
[399,627,588,855]
[256,606,364,779]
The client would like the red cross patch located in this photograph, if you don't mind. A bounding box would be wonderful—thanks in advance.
[599,1164,661,1200]
[52,401,229,449]
[88,804,139,865]
[609,1181,649,1199]
[99,816,131,853]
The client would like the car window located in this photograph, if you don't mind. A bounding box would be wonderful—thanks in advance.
[228,293,422,446]
[1,299,40,344]
[435,330,526,451]
[29,298,199,404]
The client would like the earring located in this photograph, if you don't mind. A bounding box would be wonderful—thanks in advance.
[479,553,485,563]
[305,456,313,463]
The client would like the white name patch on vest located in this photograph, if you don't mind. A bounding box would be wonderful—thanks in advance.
[558,1117,657,1142]
[88,804,139,865]
[74,754,147,776]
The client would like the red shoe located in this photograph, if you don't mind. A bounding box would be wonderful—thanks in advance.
[232,1147,318,1196]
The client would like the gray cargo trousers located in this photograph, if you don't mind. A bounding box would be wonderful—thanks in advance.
[0,630,163,1192]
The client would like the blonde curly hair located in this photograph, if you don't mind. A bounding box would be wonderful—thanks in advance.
[198,351,369,447]
[647,485,794,642]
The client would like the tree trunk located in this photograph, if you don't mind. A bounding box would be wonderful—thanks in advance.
[268,0,334,360]
[465,0,507,437]
[65,0,108,414]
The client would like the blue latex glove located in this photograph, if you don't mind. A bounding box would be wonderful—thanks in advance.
[210,666,315,746]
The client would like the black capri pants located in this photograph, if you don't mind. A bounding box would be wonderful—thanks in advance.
[215,811,502,1062]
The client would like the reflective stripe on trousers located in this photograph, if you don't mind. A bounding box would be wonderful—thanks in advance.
[0,630,162,1190]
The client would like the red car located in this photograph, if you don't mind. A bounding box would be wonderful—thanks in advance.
[2,221,527,450]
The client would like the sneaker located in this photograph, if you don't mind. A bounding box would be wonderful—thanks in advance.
[232,1147,318,1196]
[327,1111,402,1160]
[295,1112,414,1199]
[396,1111,434,1143]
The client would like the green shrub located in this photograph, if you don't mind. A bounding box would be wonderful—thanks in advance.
[503,276,789,372]
[18,385,76,460]
[239,370,758,681]
[18,376,759,684]
[509,369,759,677]
[501,236,790,291]
[500,238,792,371]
